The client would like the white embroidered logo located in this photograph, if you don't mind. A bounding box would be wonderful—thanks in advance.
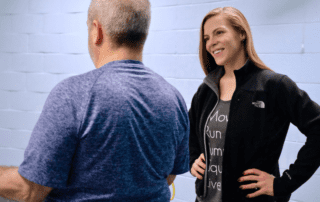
[252,101,265,108]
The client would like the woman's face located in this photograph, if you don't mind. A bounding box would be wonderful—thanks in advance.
[203,14,246,67]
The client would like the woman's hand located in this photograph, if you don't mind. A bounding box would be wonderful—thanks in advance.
[191,153,206,180]
[238,168,275,198]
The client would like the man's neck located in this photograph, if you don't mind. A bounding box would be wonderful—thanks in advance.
[95,48,143,69]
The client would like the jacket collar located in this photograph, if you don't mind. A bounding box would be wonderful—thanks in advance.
[203,59,257,96]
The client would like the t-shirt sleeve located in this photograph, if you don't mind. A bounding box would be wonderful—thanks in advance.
[18,80,79,188]
[170,100,190,175]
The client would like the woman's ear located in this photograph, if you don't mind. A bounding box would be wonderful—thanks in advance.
[239,29,246,42]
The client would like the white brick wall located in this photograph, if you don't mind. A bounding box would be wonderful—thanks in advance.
[0,0,320,202]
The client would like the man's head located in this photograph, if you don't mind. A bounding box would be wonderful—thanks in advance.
[87,0,151,67]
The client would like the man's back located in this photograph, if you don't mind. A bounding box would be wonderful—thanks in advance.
[18,60,190,201]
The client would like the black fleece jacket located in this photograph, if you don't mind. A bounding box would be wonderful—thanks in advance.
[189,60,320,202]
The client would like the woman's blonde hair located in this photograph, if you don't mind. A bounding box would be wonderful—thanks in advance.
[199,7,272,75]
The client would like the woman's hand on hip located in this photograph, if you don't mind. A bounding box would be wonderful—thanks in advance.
[238,168,275,198]
[191,153,206,180]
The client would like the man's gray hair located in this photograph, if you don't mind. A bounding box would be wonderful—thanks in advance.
[88,0,151,49]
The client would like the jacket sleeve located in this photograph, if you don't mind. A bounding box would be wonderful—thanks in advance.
[189,90,202,173]
[273,75,320,196]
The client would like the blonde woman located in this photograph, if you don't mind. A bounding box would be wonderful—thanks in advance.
[189,7,320,202]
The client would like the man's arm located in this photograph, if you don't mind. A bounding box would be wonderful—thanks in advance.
[0,166,52,202]
[166,174,176,186]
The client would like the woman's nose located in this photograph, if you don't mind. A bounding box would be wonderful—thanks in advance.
[207,38,217,50]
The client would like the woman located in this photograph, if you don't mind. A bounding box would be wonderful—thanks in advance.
[189,7,320,202]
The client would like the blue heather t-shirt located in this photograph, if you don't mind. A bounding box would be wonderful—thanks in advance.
[18,60,190,202]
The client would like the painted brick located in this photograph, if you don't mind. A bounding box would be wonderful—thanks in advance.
[64,13,88,33]
[9,91,48,112]
[181,171,194,178]
[44,13,88,34]
[149,7,176,31]
[0,15,12,33]
[279,141,303,169]
[0,53,12,72]
[176,30,199,54]
[0,34,28,53]
[286,124,306,144]
[305,23,320,53]
[285,126,297,143]
[0,91,9,109]
[11,14,43,34]
[11,53,44,72]
[175,2,237,30]
[0,110,40,130]
[175,4,212,30]
[305,0,320,23]
[44,54,94,74]
[186,103,191,110]
[258,54,303,82]
[173,176,197,201]
[28,34,61,53]
[26,73,58,93]
[0,148,24,166]
[171,198,185,202]
[43,14,65,34]
[165,78,203,105]
[0,129,31,149]
[0,72,26,91]
[61,0,91,13]
[291,174,320,202]
[145,54,204,80]
[28,0,61,14]
[60,34,88,54]
[143,54,177,78]
[301,54,320,83]
[251,24,303,54]
[175,55,204,79]
[144,31,177,54]
[234,0,305,26]
[0,0,28,14]
[57,74,77,84]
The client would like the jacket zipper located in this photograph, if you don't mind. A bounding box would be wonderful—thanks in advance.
[201,90,220,199]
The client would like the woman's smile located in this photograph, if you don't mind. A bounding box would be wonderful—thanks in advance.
[213,48,225,57]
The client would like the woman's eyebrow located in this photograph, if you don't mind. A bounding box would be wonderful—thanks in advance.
[204,27,224,37]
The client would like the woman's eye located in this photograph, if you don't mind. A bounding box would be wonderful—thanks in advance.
[217,31,223,35]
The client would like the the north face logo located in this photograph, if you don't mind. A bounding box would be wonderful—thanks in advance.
[252,101,265,108]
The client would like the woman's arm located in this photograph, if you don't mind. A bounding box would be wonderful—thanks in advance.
[273,75,320,197]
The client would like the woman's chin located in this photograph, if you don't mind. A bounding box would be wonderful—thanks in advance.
[215,60,225,66]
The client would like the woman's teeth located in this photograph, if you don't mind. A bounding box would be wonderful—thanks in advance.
[214,49,223,54]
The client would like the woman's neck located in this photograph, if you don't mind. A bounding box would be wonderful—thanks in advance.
[223,56,247,77]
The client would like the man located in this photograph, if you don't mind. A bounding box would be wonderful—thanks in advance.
[0,0,190,201]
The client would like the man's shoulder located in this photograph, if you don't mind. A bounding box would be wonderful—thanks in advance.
[54,68,103,95]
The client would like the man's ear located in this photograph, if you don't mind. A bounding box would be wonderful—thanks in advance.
[92,20,103,46]
[96,24,103,45]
